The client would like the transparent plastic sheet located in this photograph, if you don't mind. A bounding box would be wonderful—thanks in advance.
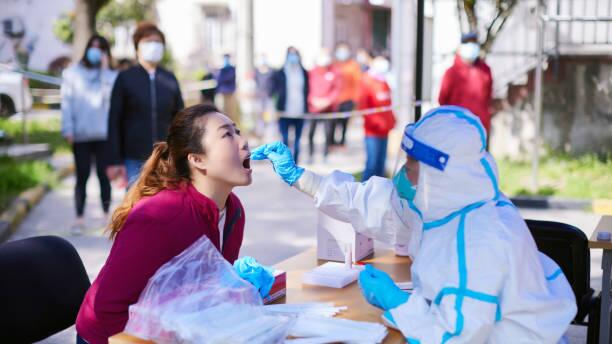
[264,303,347,317]
[164,303,294,344]
[124,235,293,344]
[287,315,388,344]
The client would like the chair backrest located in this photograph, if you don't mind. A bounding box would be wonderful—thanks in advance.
[525,219,592,322]
[0,236,91,343]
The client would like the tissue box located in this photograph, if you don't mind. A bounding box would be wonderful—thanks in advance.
[263,269,286,304]
[317,210,374,263]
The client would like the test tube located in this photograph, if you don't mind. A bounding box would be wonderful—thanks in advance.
[344,243,352,269]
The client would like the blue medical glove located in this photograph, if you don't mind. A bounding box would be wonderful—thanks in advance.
[358,264,409,311]
[233,256,274,298]
[251,141,304,186]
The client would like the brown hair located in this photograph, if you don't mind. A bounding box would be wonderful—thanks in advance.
[132,21,166,51]
[108,104,219,239]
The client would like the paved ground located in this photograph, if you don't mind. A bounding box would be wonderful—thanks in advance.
[8,118,598,343]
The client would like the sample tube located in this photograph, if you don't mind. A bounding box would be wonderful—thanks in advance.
[344,243,352,269]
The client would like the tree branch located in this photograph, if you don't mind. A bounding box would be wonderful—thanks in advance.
[482,0,517,54]
[484,2,506,47]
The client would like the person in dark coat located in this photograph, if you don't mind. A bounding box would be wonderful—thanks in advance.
[270,47,309,164]
[106,22,184,187]
[215,54,240,126]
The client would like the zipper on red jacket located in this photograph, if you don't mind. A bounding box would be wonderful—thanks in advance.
[221,204,242,254]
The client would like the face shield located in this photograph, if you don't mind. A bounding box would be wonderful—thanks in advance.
[392,124,451,213]
[401,124,450,172]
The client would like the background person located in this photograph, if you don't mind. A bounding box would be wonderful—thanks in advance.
[270,46,309,164]
[106,22,184,187]
[253,55,274,138]
[331,42,361,148]
[439,32,493,138]
[61,34,117,234]
[215,54,240,126]
[116,58,133,71]
[358,56,396,181]
[200,64,217,105]
[307,48,341,163]
[355,48,372,72]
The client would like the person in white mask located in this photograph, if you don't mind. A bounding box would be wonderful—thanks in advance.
[358,56,396,181]
[307,48,342,162]
[331,42,361,149]
[355,48,372,72]
[252,106,577,343]
[439,32,494,145]
[106,22,184,188]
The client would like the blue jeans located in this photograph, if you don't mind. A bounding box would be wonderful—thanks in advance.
[278,118,305,164]
[125,159,145,189]
[76,334,88,344]
[362,136,388,182]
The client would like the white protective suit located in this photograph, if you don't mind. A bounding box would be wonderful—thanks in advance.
[295,106,576,343]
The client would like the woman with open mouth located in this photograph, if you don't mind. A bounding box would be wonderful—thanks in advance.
[75,104,253,344]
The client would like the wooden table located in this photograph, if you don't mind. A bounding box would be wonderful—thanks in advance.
[588,215,612,344]
[110,248,411,344]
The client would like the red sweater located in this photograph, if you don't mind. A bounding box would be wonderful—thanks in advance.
[76,184,245,344]
[307,66,342,114]
[438,55,493,132]
[359,73,396,138]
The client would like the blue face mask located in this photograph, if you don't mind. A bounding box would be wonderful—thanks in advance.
[393,165,417,201]
[287,53,300,65]
[86,47,102,65]
[223,56,231,67]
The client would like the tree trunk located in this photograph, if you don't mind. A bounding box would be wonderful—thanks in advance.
[456,0,466,33]
[72,0,110,61]
[73,0,95,60]
[463,0,478,33]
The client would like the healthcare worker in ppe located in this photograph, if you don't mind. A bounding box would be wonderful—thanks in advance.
[253,106,577,343]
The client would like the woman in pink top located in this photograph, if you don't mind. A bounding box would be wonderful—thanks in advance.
[75,103,253,344]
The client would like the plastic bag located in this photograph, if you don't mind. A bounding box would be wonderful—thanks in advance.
[164,303,294,344]
[124,235,292,343]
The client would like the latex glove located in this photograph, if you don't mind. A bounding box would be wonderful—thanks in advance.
[358,264,409,311]
[233,256,274,298]
[251,141,304,186]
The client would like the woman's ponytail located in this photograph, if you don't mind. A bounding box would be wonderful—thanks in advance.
[107,104,219,239]
[108,141,182,239]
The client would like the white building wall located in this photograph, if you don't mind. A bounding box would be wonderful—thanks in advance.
[156,0,215,73]
[253,0,323,69]
[156,0,323,73]
[0,0,73,71]
[430,0,465,106]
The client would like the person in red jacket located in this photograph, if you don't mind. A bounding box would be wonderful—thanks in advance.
[307,48,342,162]
[75,104,253,344]
[359,56,396,181]
[438,32,493,135]
[331,43,362,148]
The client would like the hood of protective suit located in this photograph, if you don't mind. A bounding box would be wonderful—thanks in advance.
[409,106,496,222]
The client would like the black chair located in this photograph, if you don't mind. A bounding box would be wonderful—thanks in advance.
[525,219,601,344]
[0,236,91,343]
